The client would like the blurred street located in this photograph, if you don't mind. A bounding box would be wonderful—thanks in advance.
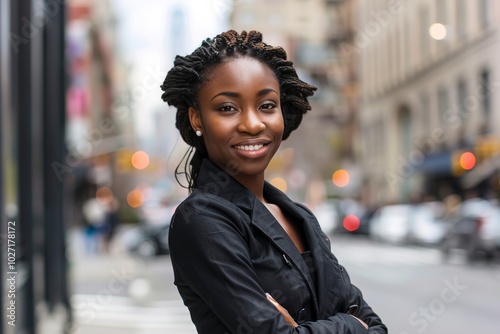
[3,1,500,333]
[68,228,499,334]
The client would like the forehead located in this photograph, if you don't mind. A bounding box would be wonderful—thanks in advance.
[201,56,279,91]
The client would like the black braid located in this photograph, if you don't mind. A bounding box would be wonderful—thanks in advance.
[160,30,316,192]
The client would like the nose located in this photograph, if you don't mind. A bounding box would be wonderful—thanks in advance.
[237,108,266,134]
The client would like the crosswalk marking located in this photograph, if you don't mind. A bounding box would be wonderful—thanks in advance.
[71,294,197,333]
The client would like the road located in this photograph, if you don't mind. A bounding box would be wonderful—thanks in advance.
[68,230,500,334]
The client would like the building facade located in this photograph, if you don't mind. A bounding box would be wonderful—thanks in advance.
[357,0,500,206]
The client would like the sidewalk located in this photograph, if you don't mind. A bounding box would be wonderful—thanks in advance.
[66,226,195,333]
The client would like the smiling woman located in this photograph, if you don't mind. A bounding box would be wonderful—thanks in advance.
[188,57,284,191]
[160,30,387,333]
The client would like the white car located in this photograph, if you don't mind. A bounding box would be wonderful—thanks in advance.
[370,202,447,245]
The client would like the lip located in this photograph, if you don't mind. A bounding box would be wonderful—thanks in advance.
[232,139,272,159]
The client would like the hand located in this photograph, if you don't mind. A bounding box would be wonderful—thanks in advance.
[349,315,368,329]
[266,293,299,328]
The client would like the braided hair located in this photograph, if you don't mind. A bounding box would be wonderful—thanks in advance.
[160,30,316,191]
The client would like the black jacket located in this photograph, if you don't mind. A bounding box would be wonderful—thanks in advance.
[169,159,387,333]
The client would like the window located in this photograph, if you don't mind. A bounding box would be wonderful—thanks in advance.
[457,79,468,122]
[455,0,467,38]
[480,70,491,132]
[436,0,448,47]
[437,87,449,129]
[480,0,490,29]
[419,6,430,60]
[420,93,430,136]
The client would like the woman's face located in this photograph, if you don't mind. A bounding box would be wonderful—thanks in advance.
[189,56,284,181]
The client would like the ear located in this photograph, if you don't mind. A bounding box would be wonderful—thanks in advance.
[188,107,202,132]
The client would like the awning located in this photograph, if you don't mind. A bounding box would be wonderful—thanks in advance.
[415,151,452,175]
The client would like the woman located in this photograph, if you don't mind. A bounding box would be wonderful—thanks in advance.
[161,30,387,333]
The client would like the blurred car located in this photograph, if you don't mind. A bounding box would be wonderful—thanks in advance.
[440,216,484,262]
[441,201,500,262]
[407,201,448,245]
[369,204,412,243]
[369,202,447,245]
[310,200,339,235]
[334,199,371,235]
[121,200,180,258]
[122,223,170,258]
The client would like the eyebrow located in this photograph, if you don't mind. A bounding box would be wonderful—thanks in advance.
[210,88,278,101]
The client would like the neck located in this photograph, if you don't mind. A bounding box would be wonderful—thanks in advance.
[234,173,266,202]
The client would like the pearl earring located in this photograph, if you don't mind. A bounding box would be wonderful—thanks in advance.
[195,130,202,137]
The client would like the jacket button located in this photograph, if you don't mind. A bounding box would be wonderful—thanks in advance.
[296,308,307,324]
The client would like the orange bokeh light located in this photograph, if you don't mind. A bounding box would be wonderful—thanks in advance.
[127,189,144,208]
[459,152,476,170]
[332,169,350,187]
[131,151,150,170]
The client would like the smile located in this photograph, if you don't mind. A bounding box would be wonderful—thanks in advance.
[234,144,264,151]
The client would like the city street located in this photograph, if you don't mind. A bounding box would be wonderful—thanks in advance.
[69,229,500,334]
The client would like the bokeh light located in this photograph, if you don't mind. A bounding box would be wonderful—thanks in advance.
[127,189,144,208]
[131,151,150,170]
[429,23,447,40]
[459,152,476,170]
[332,169,350,188]
[343,215,360,232]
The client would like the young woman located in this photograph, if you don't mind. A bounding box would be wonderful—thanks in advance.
[161,30,387,333]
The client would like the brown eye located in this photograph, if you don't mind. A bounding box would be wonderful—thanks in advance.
[260,103,277,111]
[218,105,236,112]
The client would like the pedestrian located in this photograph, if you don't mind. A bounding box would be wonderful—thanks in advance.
[161,30,387,333]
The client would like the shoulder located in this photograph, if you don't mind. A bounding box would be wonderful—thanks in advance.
[171,189,250,232]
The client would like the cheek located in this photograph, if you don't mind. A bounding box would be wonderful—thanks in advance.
[273,112,285,136]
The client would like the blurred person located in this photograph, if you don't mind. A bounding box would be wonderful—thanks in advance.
[81,196,107,254]
[102,197,120,253]
[161,30,387,333]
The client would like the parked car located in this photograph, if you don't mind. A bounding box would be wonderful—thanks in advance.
[408,201,448,245]
[121,200,180,258]
[369,204,413,243]
[369,202,448,245]
[310,200,339,235]
[330,198,373,235]
[441,201,500,262]
[441,216,484,262]
[121,223,170,258]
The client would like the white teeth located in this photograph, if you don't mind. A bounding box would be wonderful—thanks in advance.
[236,144,264,151]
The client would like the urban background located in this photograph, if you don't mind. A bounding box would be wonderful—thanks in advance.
[1,0,500,333]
